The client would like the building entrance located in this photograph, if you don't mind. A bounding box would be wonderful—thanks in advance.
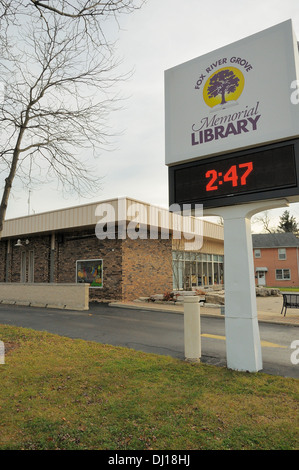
[172,251,224,290]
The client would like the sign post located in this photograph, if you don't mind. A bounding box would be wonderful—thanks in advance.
[209,199,288,372]
[223,208,262,372]
[165,20,299,372]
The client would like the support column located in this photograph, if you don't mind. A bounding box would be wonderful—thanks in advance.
[49,233,55,283]
[5,240,11,282]
[205,199,289,372]
[223,212,262,371]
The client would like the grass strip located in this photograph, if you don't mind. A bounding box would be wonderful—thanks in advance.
[0,324,298,450]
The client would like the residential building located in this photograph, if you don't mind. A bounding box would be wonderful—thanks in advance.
[252,232,299,287]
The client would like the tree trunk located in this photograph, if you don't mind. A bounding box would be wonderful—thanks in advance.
[0,124,26,237]
[220,89,226,105]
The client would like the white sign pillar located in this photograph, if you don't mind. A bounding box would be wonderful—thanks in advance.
[207,199,289,372]
[222,208,261,372]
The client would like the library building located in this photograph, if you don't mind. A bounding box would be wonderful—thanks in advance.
[0,197,224,306]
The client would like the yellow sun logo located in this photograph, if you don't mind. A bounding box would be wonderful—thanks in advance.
[203,67,245,108]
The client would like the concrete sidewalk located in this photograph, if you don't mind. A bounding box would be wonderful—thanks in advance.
[109,296,299,326]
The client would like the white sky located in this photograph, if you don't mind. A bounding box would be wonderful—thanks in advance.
[5,0,299,232]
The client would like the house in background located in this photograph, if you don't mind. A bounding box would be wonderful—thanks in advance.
[252,232,299,287]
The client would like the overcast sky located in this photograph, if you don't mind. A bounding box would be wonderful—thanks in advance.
[5,0,299,231]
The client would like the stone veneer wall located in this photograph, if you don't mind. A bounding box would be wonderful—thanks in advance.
[0,283,89,310]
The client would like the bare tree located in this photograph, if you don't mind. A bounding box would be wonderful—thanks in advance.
[251,211,275,233]
[0,0,145,234]
[0,1,143,44]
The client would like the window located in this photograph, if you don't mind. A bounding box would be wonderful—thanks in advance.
[76,259,103,288]
[254,249,261,258]
[172,251,224,289]
[278,248,286,260]
[276,269,290,280]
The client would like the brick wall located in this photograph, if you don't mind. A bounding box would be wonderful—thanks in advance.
[56,230,123,301]
[0,241,7,283]
[0,229,173,302]
[31,236,52,283]
[5,236,51,283]
[122,236,173,301]
[254,247,299,287]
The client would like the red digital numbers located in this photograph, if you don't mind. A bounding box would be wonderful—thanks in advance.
[239,162,253,185]
[205,162,253,192]
[205,170,218,191]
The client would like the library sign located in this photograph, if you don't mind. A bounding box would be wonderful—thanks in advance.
[192,63,260,146]
[165,20,299,209]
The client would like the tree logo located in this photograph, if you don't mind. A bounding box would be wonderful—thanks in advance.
[203,67,244,109]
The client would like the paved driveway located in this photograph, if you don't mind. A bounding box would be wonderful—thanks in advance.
[0,302,298,378]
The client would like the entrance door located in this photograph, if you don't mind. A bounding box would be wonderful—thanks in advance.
[20,250,34,283]
[257,271,266,286]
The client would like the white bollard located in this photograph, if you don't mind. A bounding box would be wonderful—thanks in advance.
[184,296,201,362]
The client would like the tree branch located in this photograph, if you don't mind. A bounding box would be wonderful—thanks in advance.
[0,0,145,236]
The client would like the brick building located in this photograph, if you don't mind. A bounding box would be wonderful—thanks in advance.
[252,232,299,287]
[0,197,224,303]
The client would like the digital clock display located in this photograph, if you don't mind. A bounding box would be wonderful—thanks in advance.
[169,142,299,209]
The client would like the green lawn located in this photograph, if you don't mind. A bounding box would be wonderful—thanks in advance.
[0,324,298,450]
